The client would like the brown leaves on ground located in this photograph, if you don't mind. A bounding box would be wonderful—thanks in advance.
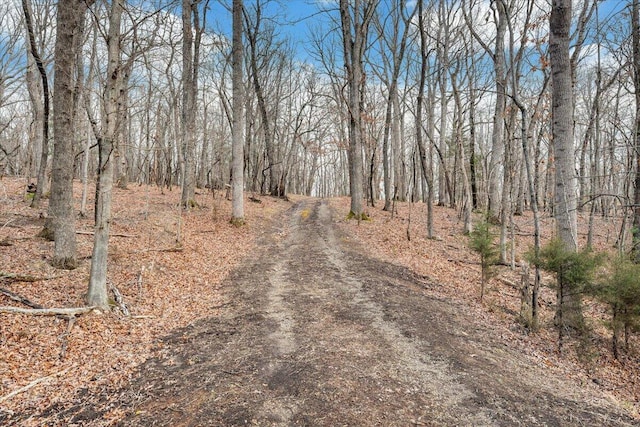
[2,180,639,423]
[0,178,290,423]
[329,197,640,418]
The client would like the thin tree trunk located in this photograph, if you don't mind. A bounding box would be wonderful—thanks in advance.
[22,0,49,209]
[416,0,433,238]
[632,0,640,261]
[231,0,245,224]
[340,0,375,219]
[181,0,197,208]
[87,0,123,308]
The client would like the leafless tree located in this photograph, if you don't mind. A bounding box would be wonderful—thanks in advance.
[231,0,245,225]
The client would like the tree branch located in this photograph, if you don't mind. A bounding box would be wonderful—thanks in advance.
[0,306,96,316]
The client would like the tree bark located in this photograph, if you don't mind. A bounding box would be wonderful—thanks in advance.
[416,0,434,238]
[632,0,640,262]
[22,0,49,209]
[550,0,581,331]
[231,0,245,225]
[181,0,197,208]
[550,0,578,251]
[340,0,375,219]
[46,0,89,269]
[87,0,123,308]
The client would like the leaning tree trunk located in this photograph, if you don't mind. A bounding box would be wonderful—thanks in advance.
[22,0,49,209]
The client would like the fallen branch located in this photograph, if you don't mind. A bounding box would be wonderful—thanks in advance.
[0,271,59,283]
[0,368,70,404]
[130,246,183,254]
[0,306,96,316]
[77,230,137,238]
[499,277,520,290]
[0,287,43,309]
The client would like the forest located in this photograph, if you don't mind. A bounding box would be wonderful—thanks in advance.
[1,0,640,423]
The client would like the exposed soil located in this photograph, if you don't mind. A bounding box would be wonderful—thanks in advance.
[31,198,637,426]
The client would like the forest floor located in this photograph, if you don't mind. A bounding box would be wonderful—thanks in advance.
[0,177,639,425]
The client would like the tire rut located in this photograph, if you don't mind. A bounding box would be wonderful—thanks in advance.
[82,199,636,426]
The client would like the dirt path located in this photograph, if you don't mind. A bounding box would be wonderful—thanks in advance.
[71,199,635,426]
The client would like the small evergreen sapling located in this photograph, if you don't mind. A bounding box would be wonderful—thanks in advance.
[592,257,640,359]
[469,220,498,302]
[528,239,600,352]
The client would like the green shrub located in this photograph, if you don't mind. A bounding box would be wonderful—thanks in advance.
[469,220,498,303]
[528,239,600,351]
[591,256,640,359]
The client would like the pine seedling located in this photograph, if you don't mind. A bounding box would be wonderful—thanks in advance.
[469,220,499,303]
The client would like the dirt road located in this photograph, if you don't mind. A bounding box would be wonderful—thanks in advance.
[77,199,636,426]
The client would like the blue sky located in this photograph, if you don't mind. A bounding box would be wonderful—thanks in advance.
[202,0,630,63]
[205,0,322,61]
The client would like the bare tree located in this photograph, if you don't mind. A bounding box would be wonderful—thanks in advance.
[339,0,376,219]
[415,0,434,238]
[550,0,580,330]
[87,0,124,308]
[180,0,202,208]
[632,0,640,261]
[21,0,50,208]
[44,0,92,269]
[231,0,245,225]
[372,0,415,211]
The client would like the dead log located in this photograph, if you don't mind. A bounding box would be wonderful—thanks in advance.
[0,271,59,283]
[0,306,96,316]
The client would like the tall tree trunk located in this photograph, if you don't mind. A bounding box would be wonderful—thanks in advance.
[46,0,89,269]
[416,0,434,238]
[231,0,245,225]
[340,0,375,219]
[550,0,581,331]
[22,0,49,209]
[488,0,507,220]
[181,0,197,208]
[550,0,578,251]
[87,0,123,308]
[632,0,640,262]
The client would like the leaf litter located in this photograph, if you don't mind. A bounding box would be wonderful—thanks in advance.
[0,176,638,424]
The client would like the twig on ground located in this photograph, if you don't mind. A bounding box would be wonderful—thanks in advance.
[0,368,71,404]
[137,266,145,296]
[0,271,59,283]
[0,287,44,309]
[59,316,76,360]
[77,230,137,238]
[110,283,129,316]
